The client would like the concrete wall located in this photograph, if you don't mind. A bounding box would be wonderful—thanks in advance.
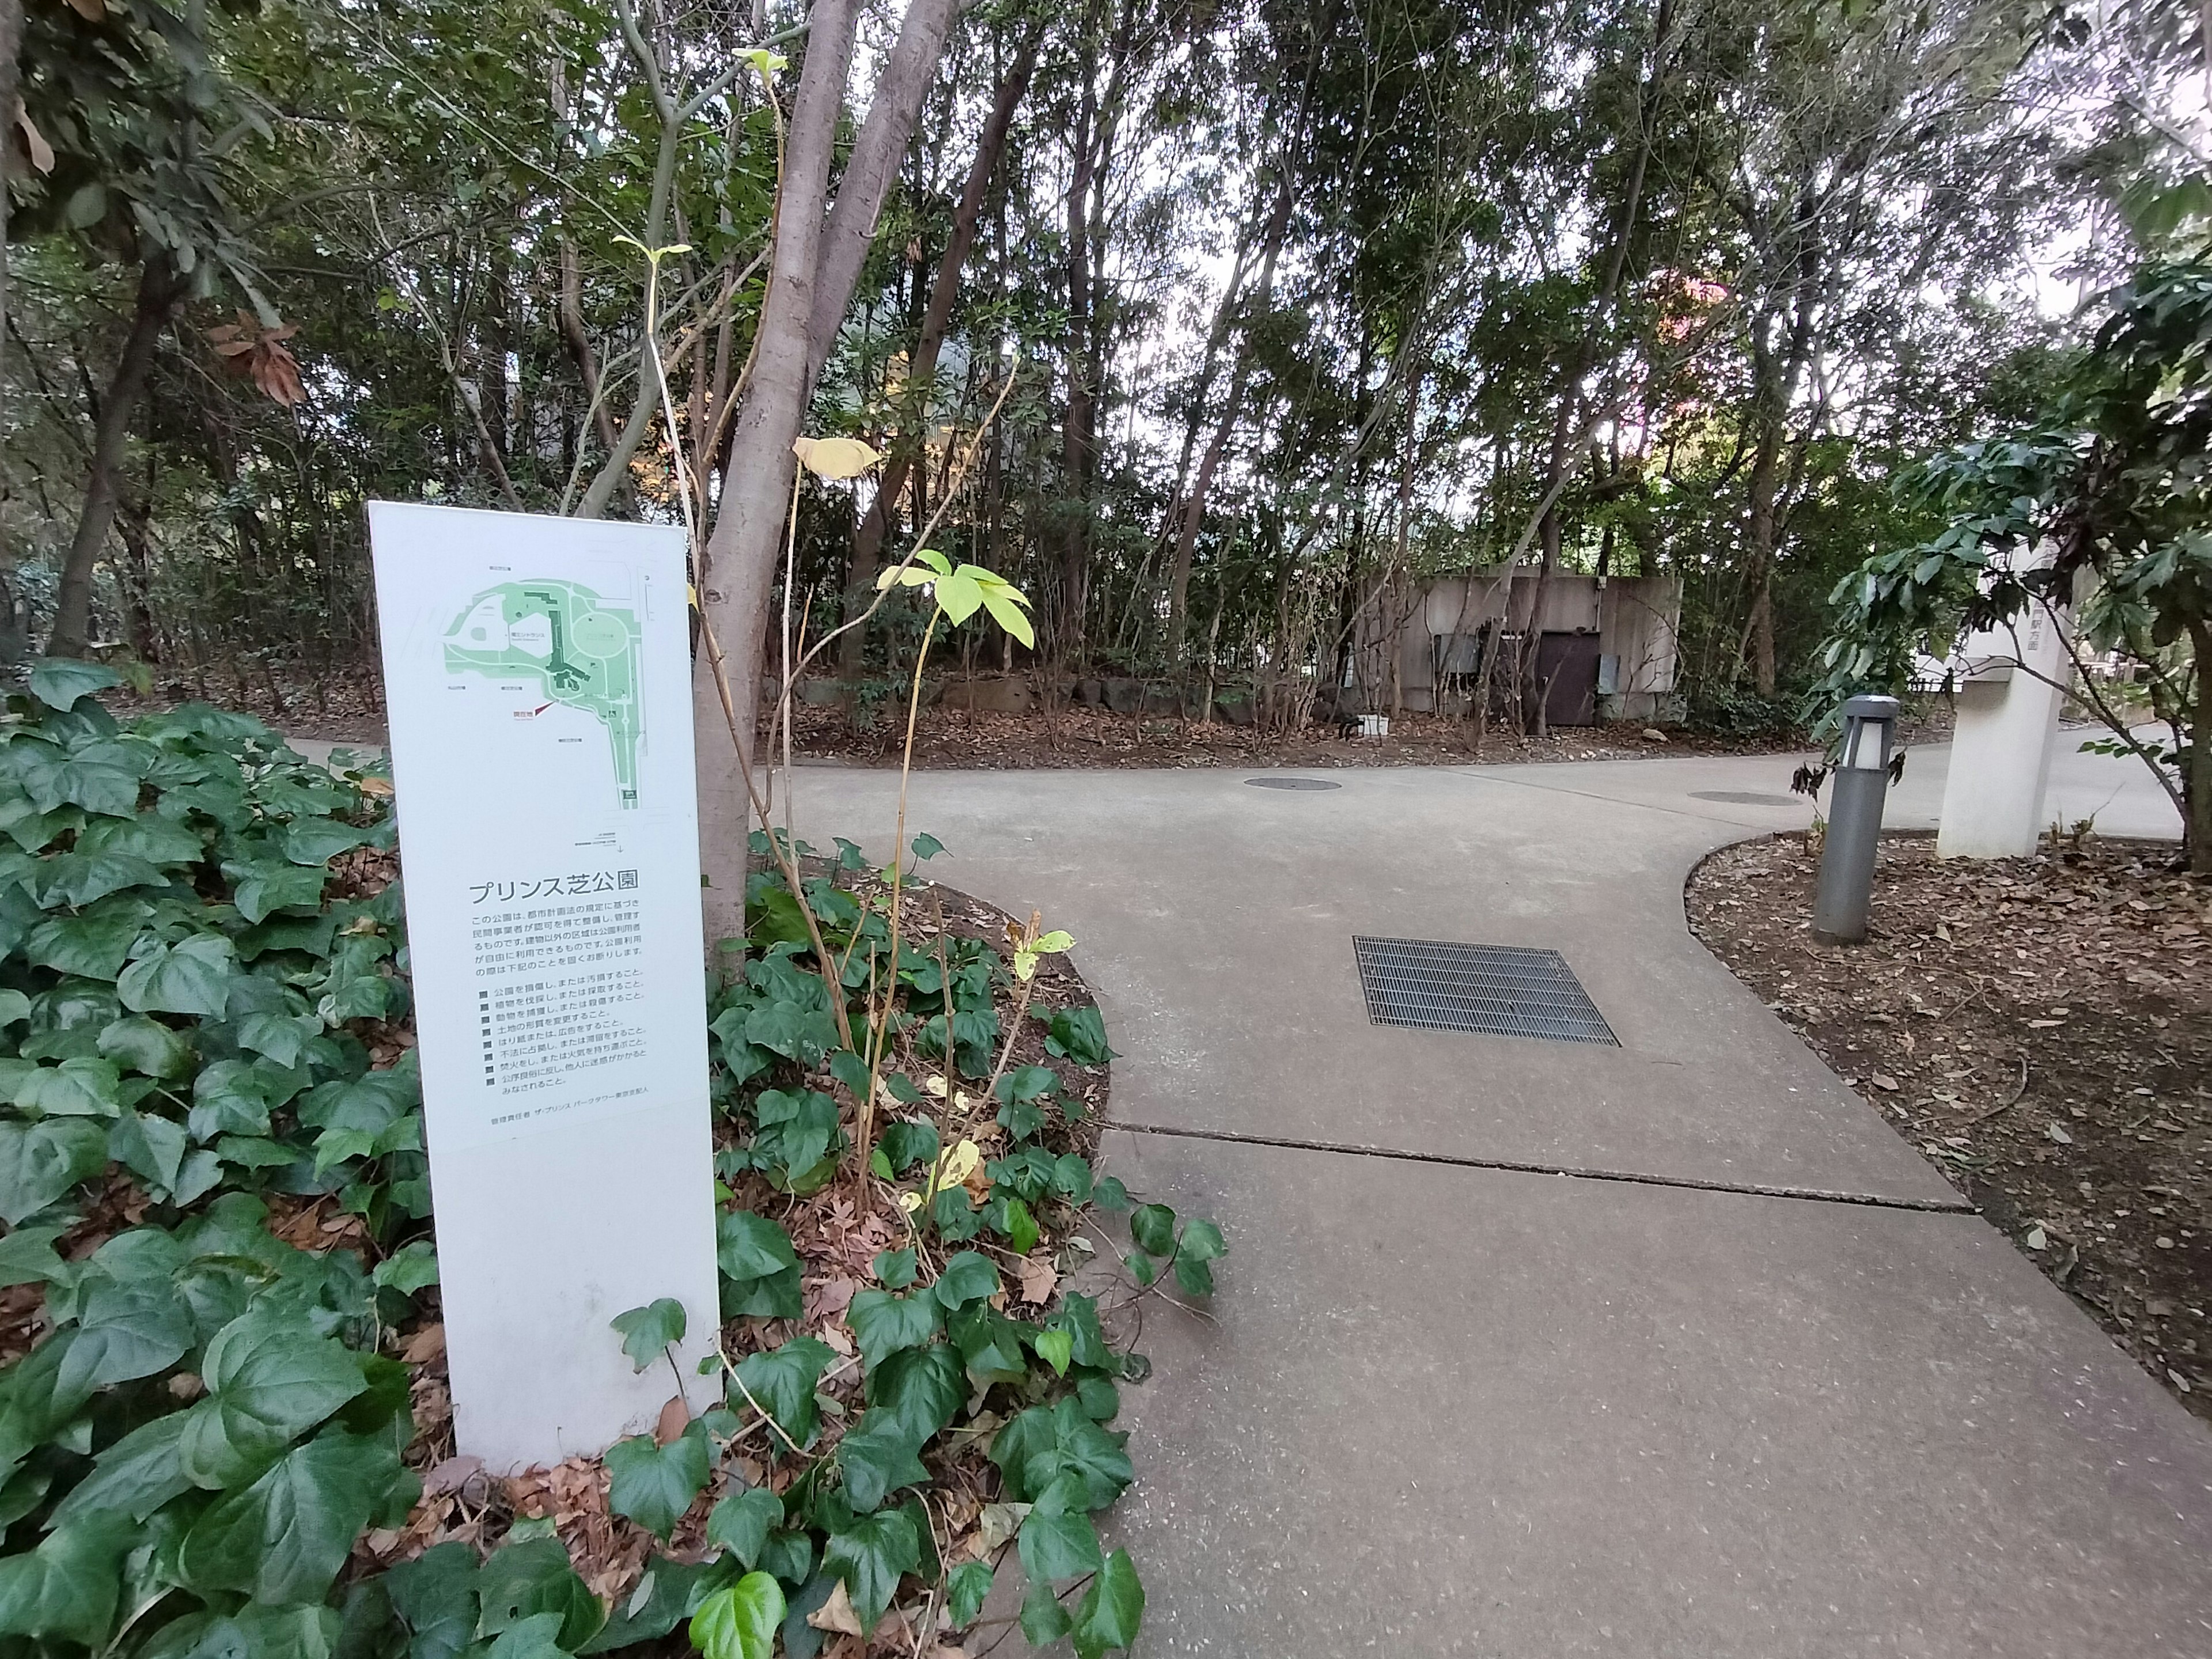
[1350,570,1681,719]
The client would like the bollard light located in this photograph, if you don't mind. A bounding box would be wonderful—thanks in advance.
[1812,694,1900,946]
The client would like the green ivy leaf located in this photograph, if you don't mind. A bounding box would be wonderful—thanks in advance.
[0,1513,134,1646]
[483,1611,569,1659]
[1020,1578,1074,1646]
[179,1428,409,1606]
[15,1057,124,1118]
[705,1486,783,1569]
[372,1241,440,1295]
[235,1011,319,1069]
[877,1119,938,1175]
[822,1506,920,1633]
[232,861,327,925]
[861,1343,964,1444]
[1018,1503,1102,1583]
[382,1540,479,1659]
[1032,1327,1074,1378]
[729,1336,832,1450]
[611,1298,687,1370]
[24,901,146,981]
[282,819,377,866]
[836,1415,929,1513]
[991,1397,1134,1509]
[96,1014,192,1080]
[46,1411,192,1528]
[945,1558,993,1628]
[605,1429,710,1539]
[35,850,167,908]
[908,833,944,862]
[178,1306,370,1487]
[946,1301,1028,1387]
[1129,1204,1177,1259]
[1043,1005,1116,1068]
[871,1248,916,1290]
[845,1289,942,1371]
[0,1225,65,1289]
[930,1250,1000,1311]
[56,1267,195,1393]
[999,1195,1040,1256]
[716,1211,798,1281]
[118,934,237,1018]
[688,1571,785,1659]
[17,748,139,818]
[1092,1176,1131,1212]
[0,1118,109,1224]
[476,1536,604,1650]
[1070,1548,1144,1657]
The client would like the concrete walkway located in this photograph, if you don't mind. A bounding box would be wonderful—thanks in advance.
[781,743,2212,1657]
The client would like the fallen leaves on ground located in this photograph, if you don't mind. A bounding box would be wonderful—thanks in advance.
[1689,833,2211,1420]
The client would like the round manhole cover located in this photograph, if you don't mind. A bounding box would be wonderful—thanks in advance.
[1690,790,1800,806]
[1244,776,1340,791]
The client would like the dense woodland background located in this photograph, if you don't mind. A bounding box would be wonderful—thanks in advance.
[1,0,2205,732]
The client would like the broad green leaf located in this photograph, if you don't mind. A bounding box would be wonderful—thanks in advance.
[863,1343,964,1444]
[46,1410,193,1528]
[484,1611,569,1659]
[909,833,945,861]
[611,1298,687,1370]
[179,1307,369,1487]
[945,1559,993,1627]
[179,1429,408,1606]
[1044,1005,1115,1067]
[1033,1327,1074,1377]
[1130,1204,1177,1259]
[35,850,168,908]
[1019,1505,1102,1582]
[233,862,327,924]
[991,1397,1134,1509]
[1070,1548,1144,1657]
[0,1513,134,1645]
[705,1487,783,1569]
[982,589,1036,647]
[822,1507,920,1633]
[835,1415,928,1513]
[845,1289,941,1371]
[97,1014,192,1080]
[372,1240,440,1294]
[15,1057,124,1118]
[605,1430,710,1539]
[56,1268,195,1393]
[1000,1195,1040,1255]
[382,1541,479,1659]
[26,659,122,710]
[0,1118,109,1224]
[0,990,27,1028]
[871,1248,916,1290]
[931,1250,999,1310]
[75,812,203,864]
[0,1225,65,1288]
[17,747,139,818]
[282,819,377,866]
[24,903,146,981]
[119,934,237,1018]
[580,1554,739,1653]
[236,1011,319,1068]
[688,1571,785,1659]
[877,1119,938,1175]
[947,1301,1028,1386]
[1020,1578,1074,1646]
[475,1536,604,1650]
[729,1336,831,1450]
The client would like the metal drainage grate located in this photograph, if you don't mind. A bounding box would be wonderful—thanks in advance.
[1690,790,1800,806]
[1353,937,1618,1045]
[1244,776,1340,791]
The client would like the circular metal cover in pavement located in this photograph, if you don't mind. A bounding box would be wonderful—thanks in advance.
[1244,776,1341,790]
[1689,790,1800,806]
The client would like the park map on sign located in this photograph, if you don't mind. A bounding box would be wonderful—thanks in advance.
[443,581,644,809]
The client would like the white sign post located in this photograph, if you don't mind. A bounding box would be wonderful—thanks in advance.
[1937,592,2070,861]
[368,502,721,1472]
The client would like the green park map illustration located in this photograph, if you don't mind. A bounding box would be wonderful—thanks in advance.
[444,581,643,809]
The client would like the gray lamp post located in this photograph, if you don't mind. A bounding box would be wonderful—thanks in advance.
[1812,694,1902,946]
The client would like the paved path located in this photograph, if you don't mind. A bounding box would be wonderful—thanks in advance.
[781,744,2211,1657]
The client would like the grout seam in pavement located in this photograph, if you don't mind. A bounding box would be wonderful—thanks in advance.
[1101,1119,1979,1214]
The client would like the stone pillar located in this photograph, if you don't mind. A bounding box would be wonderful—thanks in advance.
[1936,599,2070,859]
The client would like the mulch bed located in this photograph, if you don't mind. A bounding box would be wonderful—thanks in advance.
[1686,833,2212,1421]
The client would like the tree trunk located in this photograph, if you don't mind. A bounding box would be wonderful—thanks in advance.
[2189,619,2210,874]
[1059,46,1099,664]
[839,23,1040,677]
[51,258,174,659]
[691,0,957,948]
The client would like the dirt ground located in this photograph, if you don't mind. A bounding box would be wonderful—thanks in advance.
[780,702,1802,770]
[1687,834,2212,1421]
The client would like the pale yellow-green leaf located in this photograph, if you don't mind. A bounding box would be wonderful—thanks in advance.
[1035,931,1074,954]
[792,435,882,480]
[982,591,1035,648]
[935,570,985,625]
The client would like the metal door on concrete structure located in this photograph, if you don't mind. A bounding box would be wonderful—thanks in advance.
[1535,631,1600,726]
